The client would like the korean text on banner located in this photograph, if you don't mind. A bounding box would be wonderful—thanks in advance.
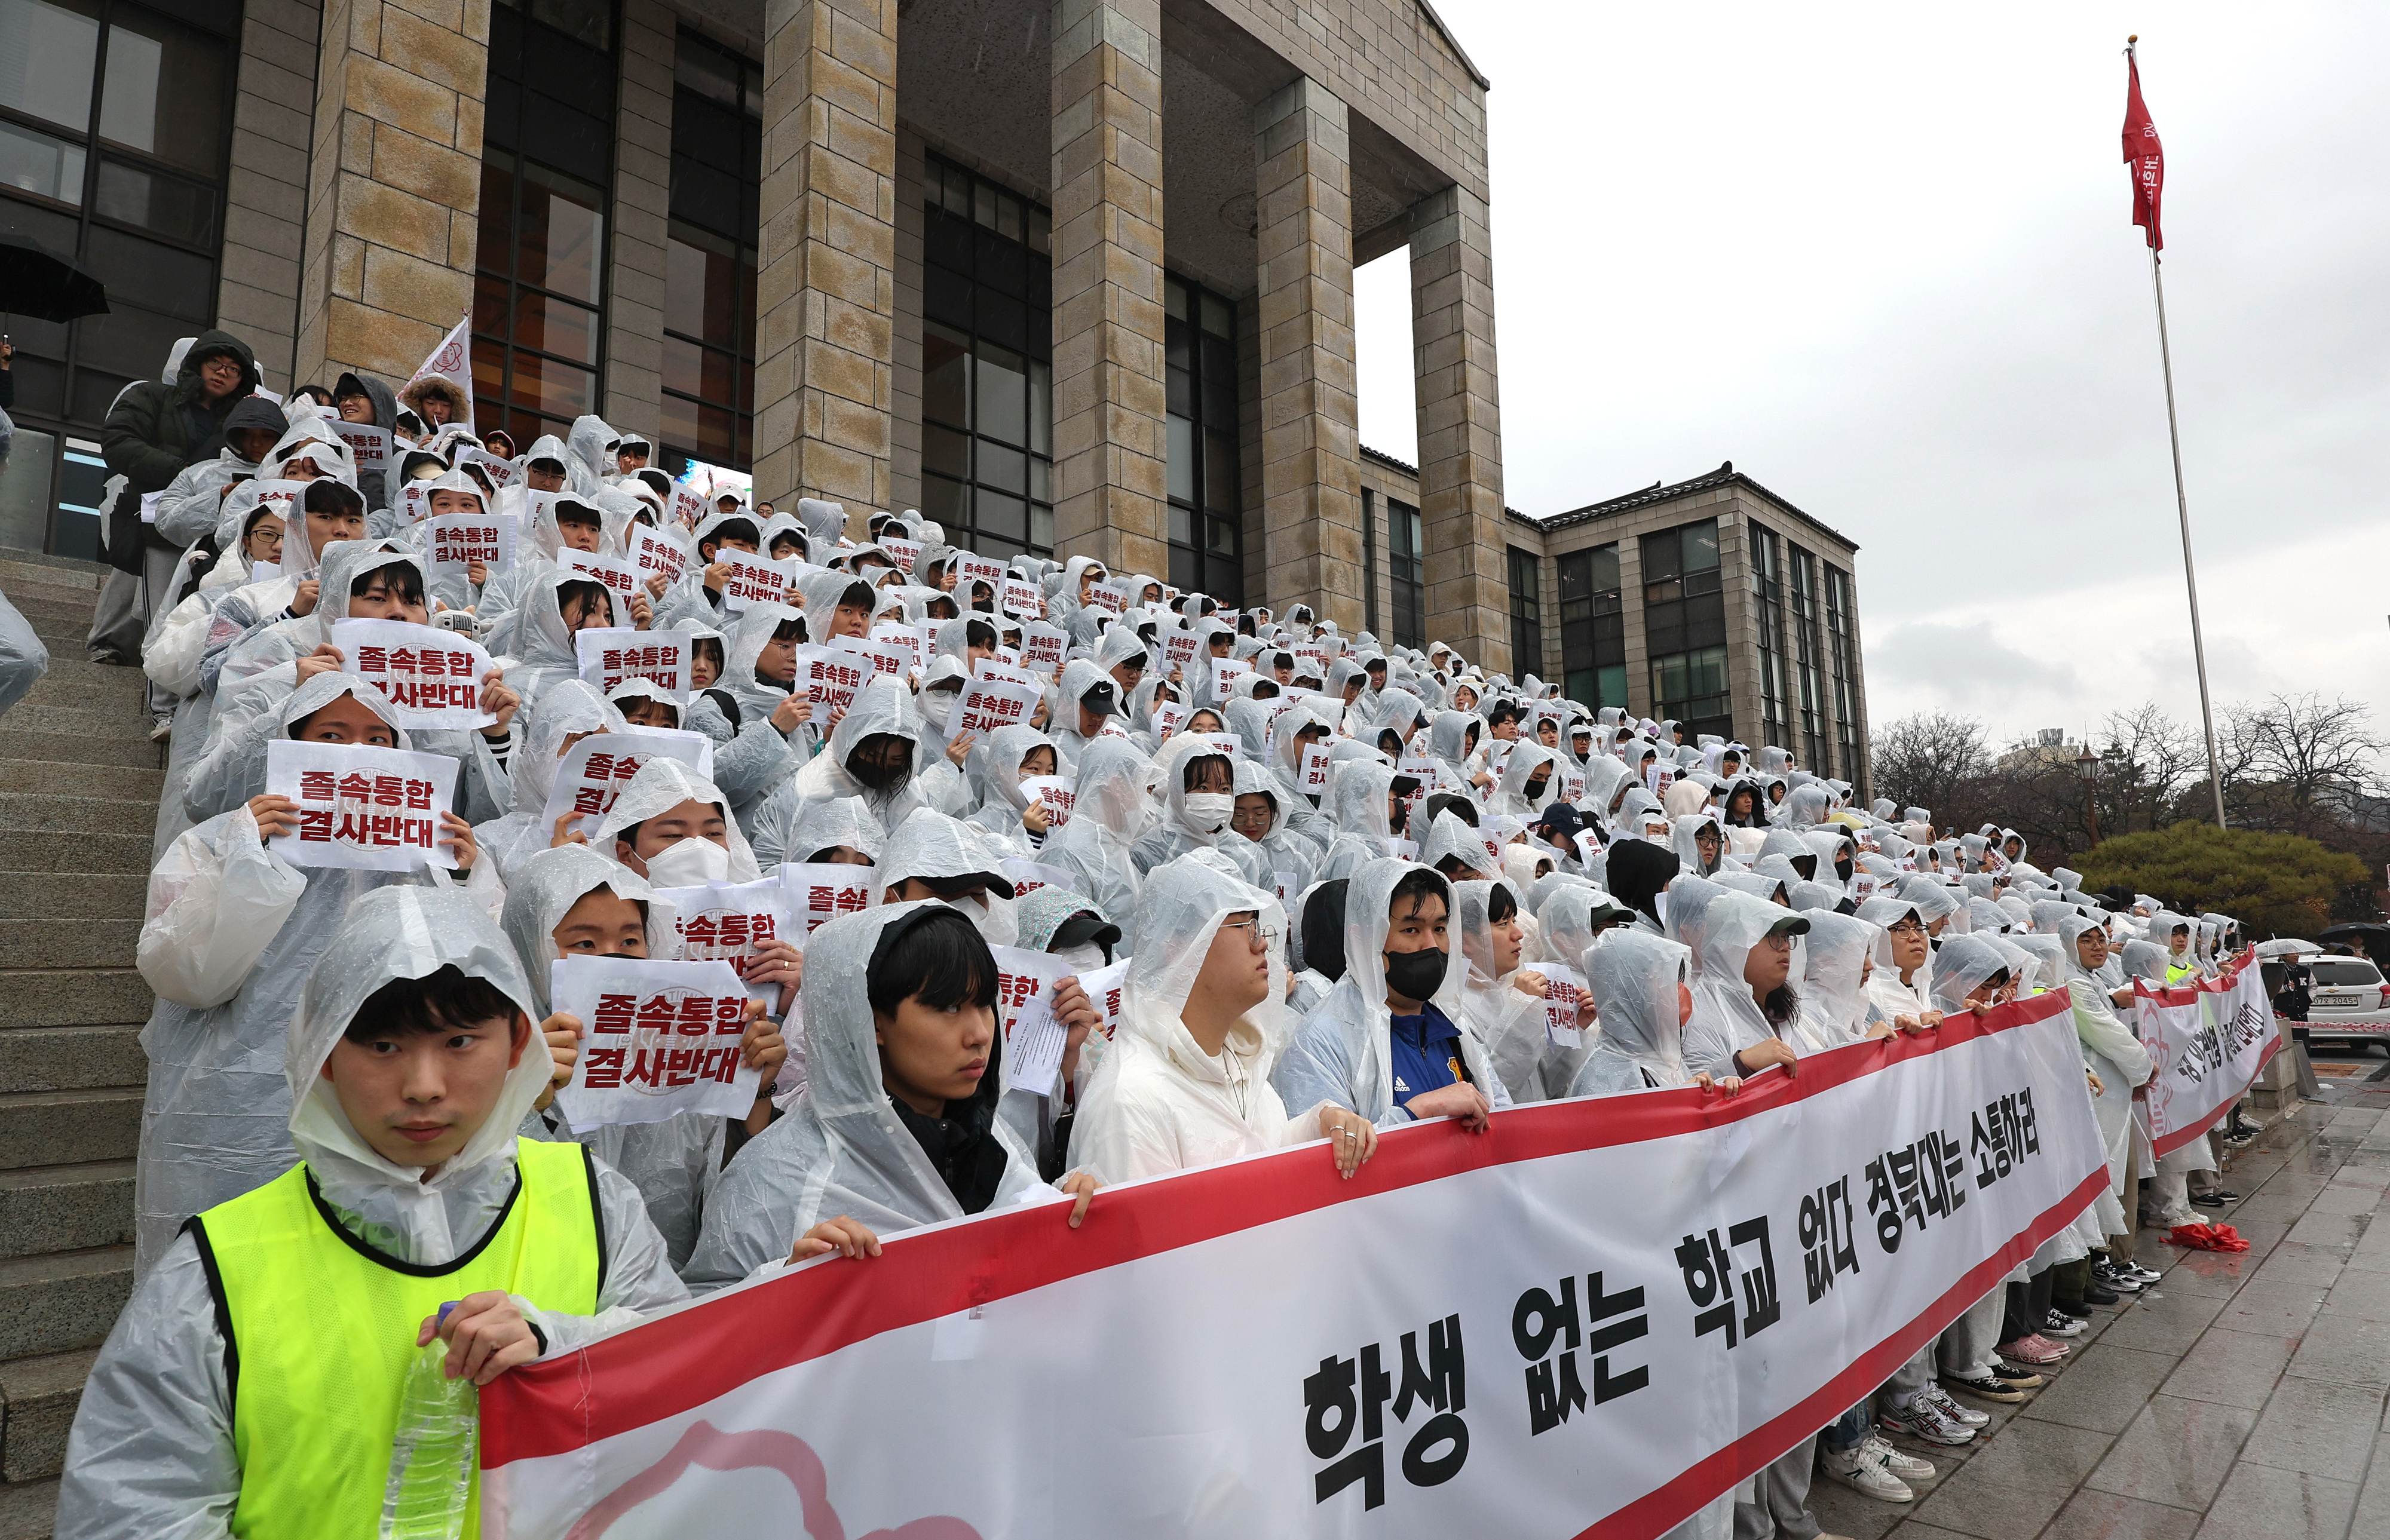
[796,646,869,716]
[972,657,1038,690]
[482,995,2108,1540]
[881,536,920,574]
[828,635,908,683]
[576,628,692,703]
[1209,657,1250,705]
[541,729,713,842]
[948,678,1041,740]
[425,511,515,581]
[549,956,759,1130]
[1539,963,1586,1050]
[327,619,497,729]
[627,524,690,589]
[1018,775,1075,829]
[777,863,876,934]
[1300,742,1334,796]
[2133,952,2277,1159]
[1001,578,1043,621]
[264,740,458,872]
[957,554,1007,596]
[562,549,643,613]
[332,421,388,473]
[714,551,792,613]
[652,876,790,1013]
[870,622,927,674]
[1020,624,1067,673]
[998,858,1074,901]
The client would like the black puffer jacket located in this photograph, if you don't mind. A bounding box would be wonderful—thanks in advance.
[99,329,260,572]
[335,370,400,513]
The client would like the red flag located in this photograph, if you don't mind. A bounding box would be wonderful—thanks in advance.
[2122,49,2164,252]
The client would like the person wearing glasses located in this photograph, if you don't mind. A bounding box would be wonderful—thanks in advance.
[1857,899,1944,1035]
[1069,855,1378,1185]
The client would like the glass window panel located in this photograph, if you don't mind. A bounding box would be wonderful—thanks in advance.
[83,225,210,317]
[67,366,127,422]
[470,342,506,402]
[696,401,737,464]
[1203,431,1236,514]
[1025,204,1049,256]
[1164,278,1186,321]
[658,389,701,451]
[1029,505,1051,548]
[737,249,755,354]
[917,472,966,527]
[664,236,707,338]
[0,0,99,132]
[476,160,514,268]
[661,333,704,398]
[472,271,510,337]
[506,349,595,418]
[1206,516,1234,556]
[921,422,969,481]
[995,191,1020,241]
[1683,518,1720,572]
[1166,365,1190,419]
[510,289,600,364]
[0,118,84,203]
[1169,504,1193,545]
[1200,291,1231,339]
[973,345,1025,444]
[976,287,1025,352]
[0,422,54,551]
[1028,455,1047,503]
[97,16,225,177]
[1164,315,1189,373]
[975,487,1026,542]
[973,180,995,229]
[1027,360,1050,455]
[977,438,1025,495]
[1166,415,1193,503]
[922,323,970,427]
[516,165,605,303]
[1169,544,1200,593]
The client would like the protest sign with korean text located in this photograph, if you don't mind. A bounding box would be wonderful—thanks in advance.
[881,535,920,574]
[485,993,2107,1540]
[541,730,714,842]
[1001,578,1043,621]
[1019,624,1067,673]
[776,863,877,934]
[576,628,691,703]
[1209,657,1250,704]
[327,619,498,730]
[425,511,516,582]
[671,484,707,530]
[714,550,792,612]
[871,622,928,674]
[956,554,1007,597]
[1300,741,1334,797]
[828,634,908,683]
[795,645,869,716]
[332,421,388,473]
[971,656,1038,690]
[264,740,458,872]
[626,523,690,590]
[998,859,1074,902]
[1160,630,1200,676]
[1019,775,1075,829]
[562,548,644,613]
[948,677,1041,739]
[1151,701,1190,743]
[549,956,759,1130]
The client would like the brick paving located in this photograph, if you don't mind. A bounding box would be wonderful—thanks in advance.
[1808,1100,2390,1540]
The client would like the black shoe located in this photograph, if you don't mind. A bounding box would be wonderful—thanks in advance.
[2051,1297,2092,1320]
[2191,1192,2229,1208]
[2082,1283,2121,1306]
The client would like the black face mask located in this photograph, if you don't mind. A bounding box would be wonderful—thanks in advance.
[1383,945,1448,1003]
[850,751,909,791]
[1524,776,1550,801]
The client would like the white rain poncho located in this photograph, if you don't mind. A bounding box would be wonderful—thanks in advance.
[1856,897,1934,1025]
[1682,892,1810,1079]
[63,885,691,1536]
[1264,703,1337,851]
[1671,812,1727,879]
[500,843,727,1268]
[505,567,628,711]
[1130,731,1240,875]
[192,530,408,753]
[1791,911,1880,1053]
[685,900,1048,1289]
[476,489,612,649]
[966,722,1059,851]
[472,678,629,882]
[1451,879,1559,1103]
[876,808,1022,947]
[764,793,885,869]
[1418,808,1493,879]
[1067,857,1320,1184]
[0,589,47,720]
[1047,657,1119,767]
[1487,741,1560,821]
[1225,756,1316,895]
[1567,929,1697,1096]
[1660,875,1730,979]
[1272,858,1513,1125]
[1316,758,1401,880]
[746,677,932,854]
[1042,736,1158,954]
[2058,910,2149,1234]
[1926,934,2009,1014]
[590,754,764,882]
[134,671,502,1273]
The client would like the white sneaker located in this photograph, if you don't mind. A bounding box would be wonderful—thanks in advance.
[1864,1434,1936,1481]
[149,713,173,743]
[1879,1394,1977,1446]
[1920,1383,1989,1428]
[1820,1440,1913,1502]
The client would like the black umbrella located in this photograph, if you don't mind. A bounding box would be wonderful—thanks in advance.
[0,237,108,323]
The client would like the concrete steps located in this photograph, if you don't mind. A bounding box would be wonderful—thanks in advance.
[0,573,152,1526]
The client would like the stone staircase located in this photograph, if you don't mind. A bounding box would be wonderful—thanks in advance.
[0,557,157,1539]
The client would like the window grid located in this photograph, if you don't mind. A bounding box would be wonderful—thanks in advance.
[658,28,761,474]
[920,151,1055,567]
[1825,565,1860,786]
[1362,488,1379,636]
[1788,544,1829,777]
[1164,272,1242,604]
[1507,545,1542,680]
[1387,498,1424,650]
[1642,519,1730,740]
[1751,526,1791,754]
[1556,543,1626,714]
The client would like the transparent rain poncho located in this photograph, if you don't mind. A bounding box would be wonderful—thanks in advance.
[1926,934,2009,1014]
[1683,891,1810,1079]
[471,678,629,883]
[1567,930,1696,1097]
[1856,897,1932,1024]
[1451,878,1558,1103]
[1132,731,1240,875]
[2058,911,2149,1230]
[1316,757,1401,881]
[1792,911,1880,1053]
[966,722,1059,852]
[1067,855,1316,1185]
[1226,757,1316,894]
[499,843,725,1269]
[1042,735,1159,956]
[765,793,886,869]
[1671,812,1727,879]
[65,885,692,1537]
[1418,808,1494,879]
[1271,858,1514,1124]
[589,754,764,883]
[1487,741,1559,821]
[750,677,929,848]
[682,900,1050,1291]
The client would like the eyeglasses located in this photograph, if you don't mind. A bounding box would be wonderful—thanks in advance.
[1885,919,1927,937]
[1219,916,1280,949]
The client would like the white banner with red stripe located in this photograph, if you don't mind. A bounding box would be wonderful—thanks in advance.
[2132,950,2278,1160]
[481,995,2106,1540]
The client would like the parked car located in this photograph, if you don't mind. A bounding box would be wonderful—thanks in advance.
[2300,954,2390,1049]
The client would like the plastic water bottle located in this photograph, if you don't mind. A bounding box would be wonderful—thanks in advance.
[381,1302,477,1540]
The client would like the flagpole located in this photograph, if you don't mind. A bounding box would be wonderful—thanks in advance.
[2129,38,2229,831]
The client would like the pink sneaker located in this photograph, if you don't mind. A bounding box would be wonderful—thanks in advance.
[1997,1335,2069,1366]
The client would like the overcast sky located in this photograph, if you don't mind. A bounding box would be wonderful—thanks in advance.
[1353,2,2390,753]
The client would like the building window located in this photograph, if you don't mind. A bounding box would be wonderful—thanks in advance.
[473,0,616,448]
[660,30,761,474]
[920,154,1053,565]
[1557,543,1626,714]
[1788,544,1829,776]
[1751,524,1790,752]
[1642,519,1730,738]
[1387,498,1424,651]
[1165,273,1240,602]
[0,0,239,556]
[1507,545,1541,680]
[1361,488,1379,636]
[1825,564,1859,784]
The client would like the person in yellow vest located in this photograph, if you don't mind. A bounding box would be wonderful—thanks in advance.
[57,885,691,1538]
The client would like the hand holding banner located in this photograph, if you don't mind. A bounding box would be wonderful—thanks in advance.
[264,740,459,872]
[549,955,759,1130]
[327,618,498,729]
[542,729,713,843]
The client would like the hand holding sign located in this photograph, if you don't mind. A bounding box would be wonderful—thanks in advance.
[550,955,761,1129]
[327,619,500,730]
[264,740,461,872]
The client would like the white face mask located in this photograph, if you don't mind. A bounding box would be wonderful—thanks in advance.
[958,892,1019,950]
[1050,941,1107,975]
[644,836,731,888]
[1182,792,1233,835]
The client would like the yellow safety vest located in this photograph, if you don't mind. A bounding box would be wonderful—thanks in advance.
[189,1138,602,1539]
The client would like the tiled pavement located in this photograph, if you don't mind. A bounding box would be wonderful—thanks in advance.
[1807,1100,2390,1540]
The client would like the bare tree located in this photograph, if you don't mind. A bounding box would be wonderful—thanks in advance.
[1869,712,1993,821]
[2219,694,2389,838]
[2094,703,2207,837]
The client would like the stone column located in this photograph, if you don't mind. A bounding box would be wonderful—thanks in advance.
[600,0,676,440]
[214,0,323,394]
[751,0,898,527]
[1049,0,1168,578]
[1254,77,1363,631]
[1408,185,1508,674]
[293,0,491,388]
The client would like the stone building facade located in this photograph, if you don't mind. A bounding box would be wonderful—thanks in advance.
[0,0,1519,673]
